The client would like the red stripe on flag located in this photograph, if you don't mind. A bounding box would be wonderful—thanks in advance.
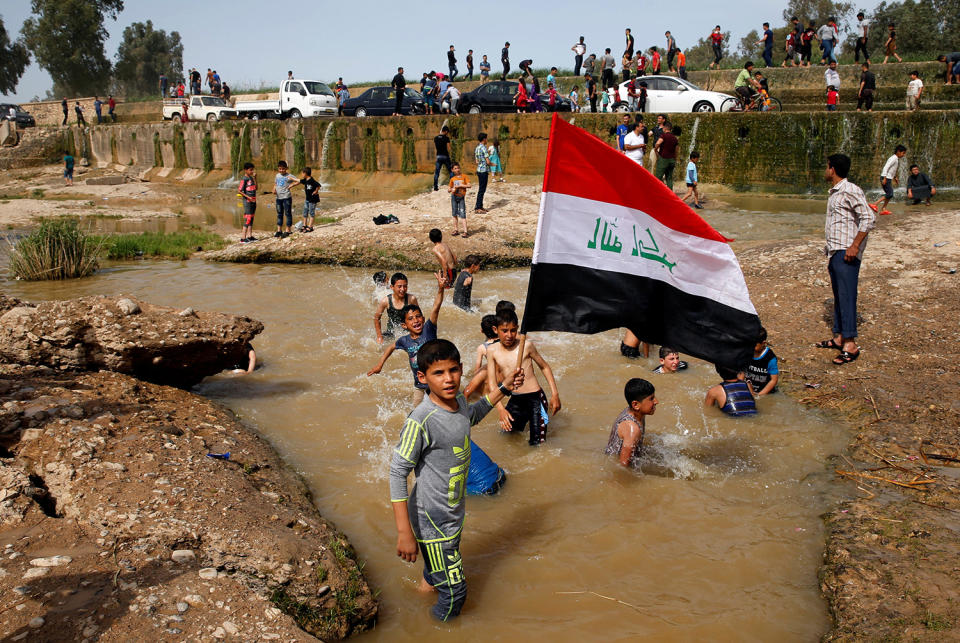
[541,113,730,243]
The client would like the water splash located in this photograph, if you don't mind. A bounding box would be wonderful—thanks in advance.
[319,120,335,186]
[687,116,700,156]
[218,122,249,189]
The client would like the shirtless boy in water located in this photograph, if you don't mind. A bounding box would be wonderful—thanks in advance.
[429,228,458,287]
[373,272,419,345]
[486,309,561,445]
[605,378,657,468]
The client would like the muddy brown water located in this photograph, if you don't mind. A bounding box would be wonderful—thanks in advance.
[6,236,848,639]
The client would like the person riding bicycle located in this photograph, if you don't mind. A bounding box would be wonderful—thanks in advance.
[734,61,762,110]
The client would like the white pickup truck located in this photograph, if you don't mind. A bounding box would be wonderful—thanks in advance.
[233,79,338,120]
[162,96,238,122]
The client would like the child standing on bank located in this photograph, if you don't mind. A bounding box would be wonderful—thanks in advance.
[368,272,447,406]
[486,309,562,445]
[389,338,523,622]
[299,167,321,232]
[681,151,703,209]
[447,163,471,237]
[826,85,838,111]
[264,160,300,238]
[237,162,257,243]
[430,229,458,286]
[488,138,504,182]
[63,153,75,187]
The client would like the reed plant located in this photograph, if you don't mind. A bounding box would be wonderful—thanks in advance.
[7,218,100,281]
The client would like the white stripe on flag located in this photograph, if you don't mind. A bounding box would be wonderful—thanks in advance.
[533,192,757,315]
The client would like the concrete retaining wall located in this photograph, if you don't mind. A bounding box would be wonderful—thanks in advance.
[39,110,960,192]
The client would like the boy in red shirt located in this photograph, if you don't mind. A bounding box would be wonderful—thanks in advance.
[649,47,661,74]
[677,50,687,79]
[237,163,258,243]
[826,85,838,111]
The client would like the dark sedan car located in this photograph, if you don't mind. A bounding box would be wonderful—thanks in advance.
[341,87,425,117]
[458,80,571,114]
[0,103,36,127]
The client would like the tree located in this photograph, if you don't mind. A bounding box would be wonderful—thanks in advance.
[782,0,855,27]
[861,0,946,58]
[20,0,123,97]
[114,21,182,97]
[0,16,30,95]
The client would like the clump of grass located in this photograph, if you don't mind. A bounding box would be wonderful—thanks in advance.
[922,611,951,631]
[30,188,45,199]
[8,218,100,280]
[99,229,225,260]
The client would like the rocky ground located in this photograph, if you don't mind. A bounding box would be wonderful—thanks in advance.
[205,180,542,267]
[737,208,960,641]
[0,297,377,641]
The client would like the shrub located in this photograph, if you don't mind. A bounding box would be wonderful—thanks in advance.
[8,218,100,281]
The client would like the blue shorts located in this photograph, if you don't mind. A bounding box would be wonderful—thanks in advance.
[303,201,317,217]
[64,168,74,179]
[425,96,435,107]
[881,179,894,199]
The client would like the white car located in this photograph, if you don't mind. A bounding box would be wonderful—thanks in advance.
[611,76,734,113]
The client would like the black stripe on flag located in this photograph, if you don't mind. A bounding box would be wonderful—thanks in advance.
[521,262,761,367]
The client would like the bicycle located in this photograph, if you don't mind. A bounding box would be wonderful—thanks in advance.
[721,90,782,112]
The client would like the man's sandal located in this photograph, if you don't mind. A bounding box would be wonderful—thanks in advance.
[832,350,860,365]
[815,339,843,350]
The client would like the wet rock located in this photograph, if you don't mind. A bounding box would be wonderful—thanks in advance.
[30,555,72,567]
[22,567,49,580]
[0,295,263,388]
[116,299,141,316]
[178,307,197,317]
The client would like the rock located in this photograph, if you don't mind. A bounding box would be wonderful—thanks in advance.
[211,627,226,639]
[30,555,72,567]
[178,307,197,317]
[0,120,17,147]
[0,296,263,388]
[28,617,44,629]
[82,625,98,637]
[19,428,42,441]
[264,607,282,620]
[176,601,189,613]
[198,567,218,580]
[171,549,195,564]
[85,175,125,186]
[22,567,50,580]
[183,594,203,606]
[222,621,239,635]
[116,298,140,316]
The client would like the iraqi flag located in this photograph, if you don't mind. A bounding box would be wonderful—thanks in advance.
[520,114,761,367]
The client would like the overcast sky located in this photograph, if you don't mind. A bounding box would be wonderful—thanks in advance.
[2,0,884,102]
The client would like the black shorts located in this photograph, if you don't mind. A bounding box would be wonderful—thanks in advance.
[881,179,894,199]
[686,182,696,188]
[505,390,549,445]
[243,201,256,215]
[620,341,641,359]
[736,86,753,102]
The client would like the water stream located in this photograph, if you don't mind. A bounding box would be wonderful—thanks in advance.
[4,248,848,640]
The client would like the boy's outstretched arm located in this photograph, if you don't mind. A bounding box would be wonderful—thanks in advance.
[367,343,396,376]
[529,343,562,415]
[428,271,446,325]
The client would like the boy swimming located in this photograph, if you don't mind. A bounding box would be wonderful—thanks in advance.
[605,378,657,468]
[463,314,500,398]
[704,364,757,416]
[652,346,689,374]
[373,272,419,345]
[430,228,458,287]
[486,309,561,445]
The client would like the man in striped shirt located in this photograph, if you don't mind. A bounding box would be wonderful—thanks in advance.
[820,154,876,365]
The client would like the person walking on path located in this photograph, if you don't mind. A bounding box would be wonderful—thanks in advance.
[501,42,510,81]
[602,48,616,89]
[757,23,774,67]
[654,121,679,190]
[61,97,68,126]
[871,144,906,214]
[819,153,876,365]
[108,96,116,122]
[474,132,490,214]
[818,18,838,64]
[159,73,168,98]
[709,26,723,69]
[665,31,678,73]
[448,46,458,81]
[466,50,474,80]
[883,24,902,64]
[801,22,816,66]
[434,125,453,192]
[857,62,876,111]
[855,12,869,62]
[74,101,86,127]
[93,96,103,124]
[824,60,841,91]
[391,67,406,116]
[938,53,960,84]
[783,28,798,67]
[572,36,586,76]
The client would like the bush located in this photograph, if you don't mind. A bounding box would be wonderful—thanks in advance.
[8,218,100,281]
[100,229,225,260]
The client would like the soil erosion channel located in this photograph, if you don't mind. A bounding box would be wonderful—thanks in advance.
[7,247,846,639]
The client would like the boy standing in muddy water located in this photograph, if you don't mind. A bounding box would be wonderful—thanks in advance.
[368,272,447,405]
[605,378,657,468]
[373,272,419,345]
[238,162,257,243]
[430,228,458,286]
[486,309,561,445]
[389,338,523,622]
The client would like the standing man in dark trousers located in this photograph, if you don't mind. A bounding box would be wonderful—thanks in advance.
[625,28,635,57]
[585,73,597,112]
[572,36,586,76]
[466,50,474,80]
[434,125,453,192]
[391,67,406,116]
[474,132,490,214]
[820,154,876,366]
[757,23,774,67]
[448,46,458,81]
[61,97,68,126]
[855,12,869,62]
[601,48,615,89]
[501,42,510,81]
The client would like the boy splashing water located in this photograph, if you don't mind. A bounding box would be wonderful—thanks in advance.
[486,309,561,445]
[390,339,523,621]
[605,378,657,468]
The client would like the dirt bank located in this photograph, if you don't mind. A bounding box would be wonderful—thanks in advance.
[205,180,543,267]
[0,298,378,641]
[736,207,960,641]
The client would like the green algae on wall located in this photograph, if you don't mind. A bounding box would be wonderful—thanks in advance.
[201,132,214,172]
[293,125,306,173]
[172,124,187,169]
[361,125,378,173]
[153,131,162,167]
